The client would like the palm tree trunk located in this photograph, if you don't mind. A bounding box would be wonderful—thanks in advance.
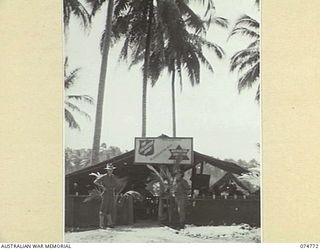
[91,0,114,164]
[171,67,176,137]
[141,0,153,137]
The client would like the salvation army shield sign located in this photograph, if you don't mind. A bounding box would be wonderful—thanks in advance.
[138,139,155,156]
[134,137,193,165]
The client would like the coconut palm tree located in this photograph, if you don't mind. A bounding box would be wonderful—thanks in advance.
[118,0,227,136]
[111,0,223,137]
[229,13,260,101]
[84,0,115,164]
[164,32,226,136]
[63,0,91,30]
[112,0,157,138]
[87,0,219,162]
[64,57,94,130]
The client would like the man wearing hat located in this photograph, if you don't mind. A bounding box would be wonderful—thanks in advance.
[171,169,191,229]
[94,163,117,229]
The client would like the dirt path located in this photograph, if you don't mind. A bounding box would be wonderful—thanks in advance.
[64,225,260,243]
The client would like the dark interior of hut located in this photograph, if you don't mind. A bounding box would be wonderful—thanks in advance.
[66,161,254,226]
[67,164,164,222]
[65,149,260,228]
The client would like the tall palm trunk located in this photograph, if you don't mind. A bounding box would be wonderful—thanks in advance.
[141,0,153,137]
[91,0,114,164]
[171,67,176,137]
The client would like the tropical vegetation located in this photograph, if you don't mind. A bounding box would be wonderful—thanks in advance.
[65,144,123,174]
[85,0,229,162]
[64,57,94,130]
[229,2,260,101]
[63,0,91,31]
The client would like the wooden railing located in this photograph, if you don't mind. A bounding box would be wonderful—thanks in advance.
[65,195,260,229]
[65,195,134,229]
[160,196,260,227]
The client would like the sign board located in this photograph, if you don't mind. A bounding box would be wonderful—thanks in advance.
[134,137,193,165]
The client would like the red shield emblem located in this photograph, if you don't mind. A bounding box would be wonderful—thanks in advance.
[138,140,155,156]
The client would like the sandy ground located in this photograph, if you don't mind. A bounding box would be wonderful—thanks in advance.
[64,223,260,243]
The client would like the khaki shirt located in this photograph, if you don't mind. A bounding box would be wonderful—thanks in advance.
[172,178,190,197]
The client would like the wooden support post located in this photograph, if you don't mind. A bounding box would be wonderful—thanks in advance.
[200,161,205,174]
[191,164,196,196]
[158,197,164,223]
[128,196,134,225]
[168,197,173,225]
[66,178,74,229]
[113,196,118,225]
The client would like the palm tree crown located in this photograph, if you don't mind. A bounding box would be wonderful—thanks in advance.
[229,14,260,101]
[110,0,227,135]
[64,0,91,30]
[64,57,94,130]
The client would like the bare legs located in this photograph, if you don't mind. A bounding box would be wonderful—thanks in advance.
[99,211,114,229]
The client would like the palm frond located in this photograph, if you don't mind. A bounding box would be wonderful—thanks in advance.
[65,108,80,130]
[229,27,259,40]
[83,188,102,203]
[65,101,91,121]
[146,164,165,185]
[119,37,131,62]
[109,0,225,91]
[248,39,260,49]
[86,0,107,16]
[255,84,260,102]
[122,190,143,201]
[196,51,214,73]
[234,15,259,30]
[64,0,91,29]
[208,16,229,28]
[176,0,206,34]
[67,94,95,104]
[182,49,200,85]
[230,48,256,71]
[89,172,105,178]
[238,51,259,72]
[191,0,215,18]
[64,68,81,89]
[114,0,130,16]
[238,62,260,92]
[64,57,94,127]
[190,34,225,58]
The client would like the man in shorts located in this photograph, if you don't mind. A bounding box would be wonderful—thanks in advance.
[94,164,117,228]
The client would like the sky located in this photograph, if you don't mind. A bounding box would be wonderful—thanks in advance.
[65,0,260,162]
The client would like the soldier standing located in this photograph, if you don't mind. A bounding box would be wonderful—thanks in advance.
[94,164,117,229]
[172,170,191,229]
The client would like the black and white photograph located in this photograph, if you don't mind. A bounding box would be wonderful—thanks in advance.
[64,0,261,243]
